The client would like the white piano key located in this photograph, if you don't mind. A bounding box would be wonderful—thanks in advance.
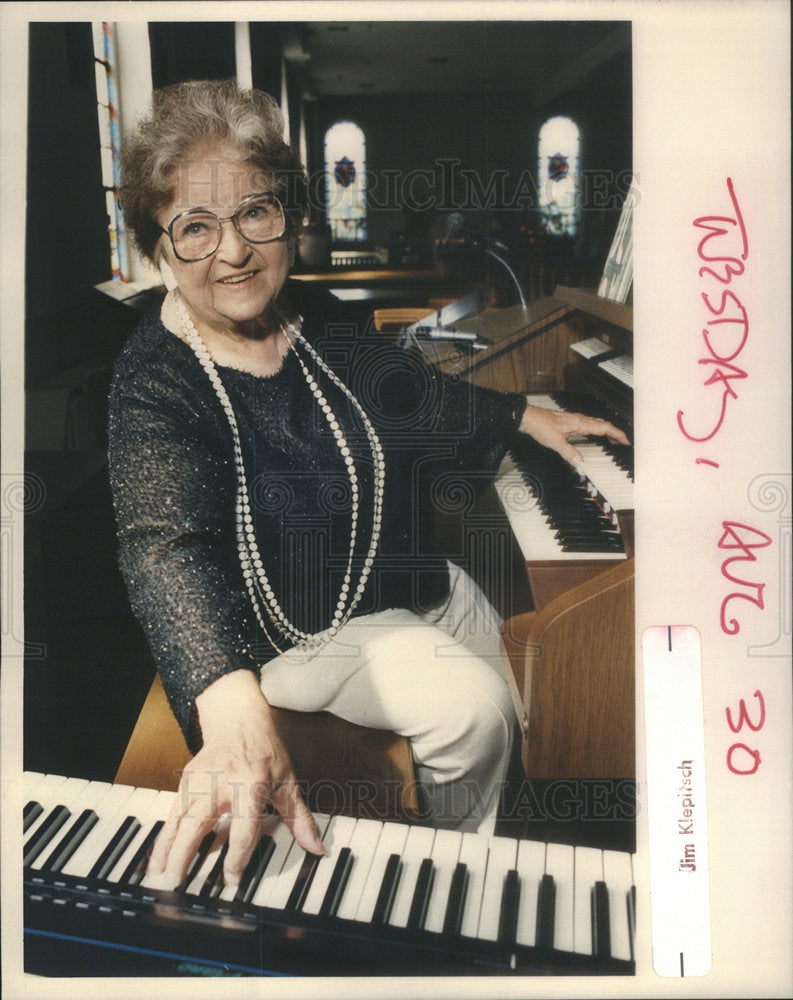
[546,842,575,952]
[23,775,87,844]
[248,816,300,908]
[32,780,113,870]
[354,821,409,923]
[25,777,92,864]
[604,848,634,961]
[526,393,557,408]
[388,825,436,928]
[573,846,603,955]
[302,814,357,915]
[60,783,144,877]
[599,354,633,389]
[515,839,544,947]
[218,812,283,903]
[477,835,518,941]
[262,813,332,911]
[183,814,232,895]
[86,807,155,882]
[335,818,384,921]
[423,828,463,934]
[106,790,174,883]
[23,773,69,835]
[458,830,490,939]
[25,774,88,824]
[576,448,633,509]
[35,779,114,867]
[24,770,60,799]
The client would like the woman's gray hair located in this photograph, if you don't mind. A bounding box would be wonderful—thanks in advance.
[120,79,307,264]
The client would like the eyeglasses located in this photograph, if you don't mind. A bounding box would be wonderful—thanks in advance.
[160,191,286,262]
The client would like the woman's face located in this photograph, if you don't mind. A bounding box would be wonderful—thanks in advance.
[157,147,290,337]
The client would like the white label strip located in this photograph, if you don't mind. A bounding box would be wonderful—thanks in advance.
[642,625,712,976]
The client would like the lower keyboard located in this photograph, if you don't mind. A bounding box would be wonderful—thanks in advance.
[23,772,636,977]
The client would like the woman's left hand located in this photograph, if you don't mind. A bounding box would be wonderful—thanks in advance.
[518,403,631,466]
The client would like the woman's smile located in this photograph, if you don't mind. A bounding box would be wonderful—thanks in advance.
[216,270,259,286]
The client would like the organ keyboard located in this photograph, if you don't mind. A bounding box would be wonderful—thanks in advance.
[495,390,634,565]
[23,772,636,977]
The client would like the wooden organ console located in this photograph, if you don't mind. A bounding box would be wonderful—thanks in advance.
[436,286,636,781]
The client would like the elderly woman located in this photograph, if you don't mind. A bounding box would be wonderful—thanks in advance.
[109,79,628,890]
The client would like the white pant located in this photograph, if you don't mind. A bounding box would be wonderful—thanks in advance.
[258,562,517,836]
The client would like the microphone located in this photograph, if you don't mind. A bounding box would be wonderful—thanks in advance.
[440,215,527,308]
[483,243,527,309]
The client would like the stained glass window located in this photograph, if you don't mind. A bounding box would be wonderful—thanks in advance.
[537,116,580,237]
[93,22,129,280]
[324,121,367,241]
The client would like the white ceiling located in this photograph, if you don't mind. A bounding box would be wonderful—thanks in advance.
[279,20,630,103]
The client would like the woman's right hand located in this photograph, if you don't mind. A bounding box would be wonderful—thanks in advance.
[146,669,324,890]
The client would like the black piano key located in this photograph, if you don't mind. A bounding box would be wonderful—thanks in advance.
[371,853,402,925]
[319,846,354,918]
[88,816,142,881]
[536,873,556,950]
[548,505,615,518]
[555,520,616,534]
[39,809,99,872]
[178,831,217,892]
[497,868,520,947]
[285,851,321,911]
[591,880,611,958]
[562,540,624,553]
[406,858,435,931]
[24,801,44,833]
[627,884,637,961]
[24,805,71,866]
[235,835,276,904]
[118,819,165,885]
[442,862,468,938]
[199,842,229,898]
[555,529,622,543]
[552,521,615,534]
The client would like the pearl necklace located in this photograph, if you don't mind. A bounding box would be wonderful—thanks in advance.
[173,292,385,651]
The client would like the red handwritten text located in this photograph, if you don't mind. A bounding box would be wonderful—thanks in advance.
[725,689,765,776]
[717,520,772,635]
[677,177,749,460]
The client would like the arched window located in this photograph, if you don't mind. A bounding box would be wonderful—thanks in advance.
[324,121,367,241]
[537,116,580,237]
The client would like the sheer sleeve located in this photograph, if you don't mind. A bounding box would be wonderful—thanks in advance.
[108,370,268,753]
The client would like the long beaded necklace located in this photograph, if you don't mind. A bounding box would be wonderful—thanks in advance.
[173,291,385,651]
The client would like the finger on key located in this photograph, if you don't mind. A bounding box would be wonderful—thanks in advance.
[148,799,217,889]
[272,782,325,857]
[223,811,264,888]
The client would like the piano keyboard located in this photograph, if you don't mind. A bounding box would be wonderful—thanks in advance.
[494,392,634,562]
[599,354,634,391]
[569,338,634,391]
[23,772,636,977]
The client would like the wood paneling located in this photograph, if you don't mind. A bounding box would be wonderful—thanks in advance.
[502,559,635,779]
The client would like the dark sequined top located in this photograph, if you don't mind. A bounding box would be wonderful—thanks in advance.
[108,282,525,751]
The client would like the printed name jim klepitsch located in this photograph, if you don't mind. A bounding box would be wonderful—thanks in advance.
[677,761,698,873]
